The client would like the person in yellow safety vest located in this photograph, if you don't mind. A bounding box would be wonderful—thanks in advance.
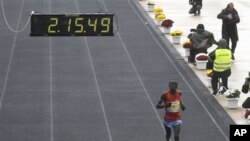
[208,39,232,95]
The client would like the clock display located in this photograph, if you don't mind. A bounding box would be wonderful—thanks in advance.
[30,13,114,36]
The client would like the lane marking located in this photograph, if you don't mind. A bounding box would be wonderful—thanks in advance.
[99,0,166,133]
[49,37,54,141]
[0,0,25,111]
[48,0,54,141]
[0,0,30,32]
[74,0,113,141]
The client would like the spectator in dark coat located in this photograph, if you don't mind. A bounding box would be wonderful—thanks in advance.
[188,24,217,63]
[189,0,202,15]
[217,2,240,60]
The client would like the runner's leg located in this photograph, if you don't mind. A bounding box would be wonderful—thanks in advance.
[164,126,171,141]
[173,125,181,141]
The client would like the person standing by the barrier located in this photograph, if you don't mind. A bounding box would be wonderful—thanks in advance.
[217,2,240,60]
[156,80,186,141]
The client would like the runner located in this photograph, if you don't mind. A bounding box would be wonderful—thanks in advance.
[156,80,186,141]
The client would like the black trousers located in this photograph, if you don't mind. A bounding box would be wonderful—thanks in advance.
[211,69,231,93]
[224,35,237,54]
[189,5,202,14]
[188,48,199,63]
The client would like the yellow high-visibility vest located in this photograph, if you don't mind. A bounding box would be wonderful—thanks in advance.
[213,49,231,72]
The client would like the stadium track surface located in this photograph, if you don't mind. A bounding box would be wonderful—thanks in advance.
[0,0,234,141]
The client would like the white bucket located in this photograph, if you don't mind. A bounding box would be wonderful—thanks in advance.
[172,36,181,44]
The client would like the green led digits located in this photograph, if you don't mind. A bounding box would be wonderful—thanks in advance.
[67,18,72,32]
[31,13,113,36]
[101,18,110,33]
[68,18,85,33]
[48,18,58,33]
[88,18,97,32]
[75,18,84,33]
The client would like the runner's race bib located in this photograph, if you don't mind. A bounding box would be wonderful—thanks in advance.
[167,101,180,113]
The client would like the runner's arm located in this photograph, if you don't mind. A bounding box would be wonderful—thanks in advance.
[156,94,169,109]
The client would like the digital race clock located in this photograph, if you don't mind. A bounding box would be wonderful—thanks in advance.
[30,13,114,36]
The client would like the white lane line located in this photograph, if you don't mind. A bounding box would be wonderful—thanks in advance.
[0,0,25,110]
[0,0,30,32]
[84,37,113,141]
[99,0,166,132]
[74,0,113,141]
[115,29,166,132]
[48,0,54,141]
[128,0,229,140]
[49,37,54,141]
